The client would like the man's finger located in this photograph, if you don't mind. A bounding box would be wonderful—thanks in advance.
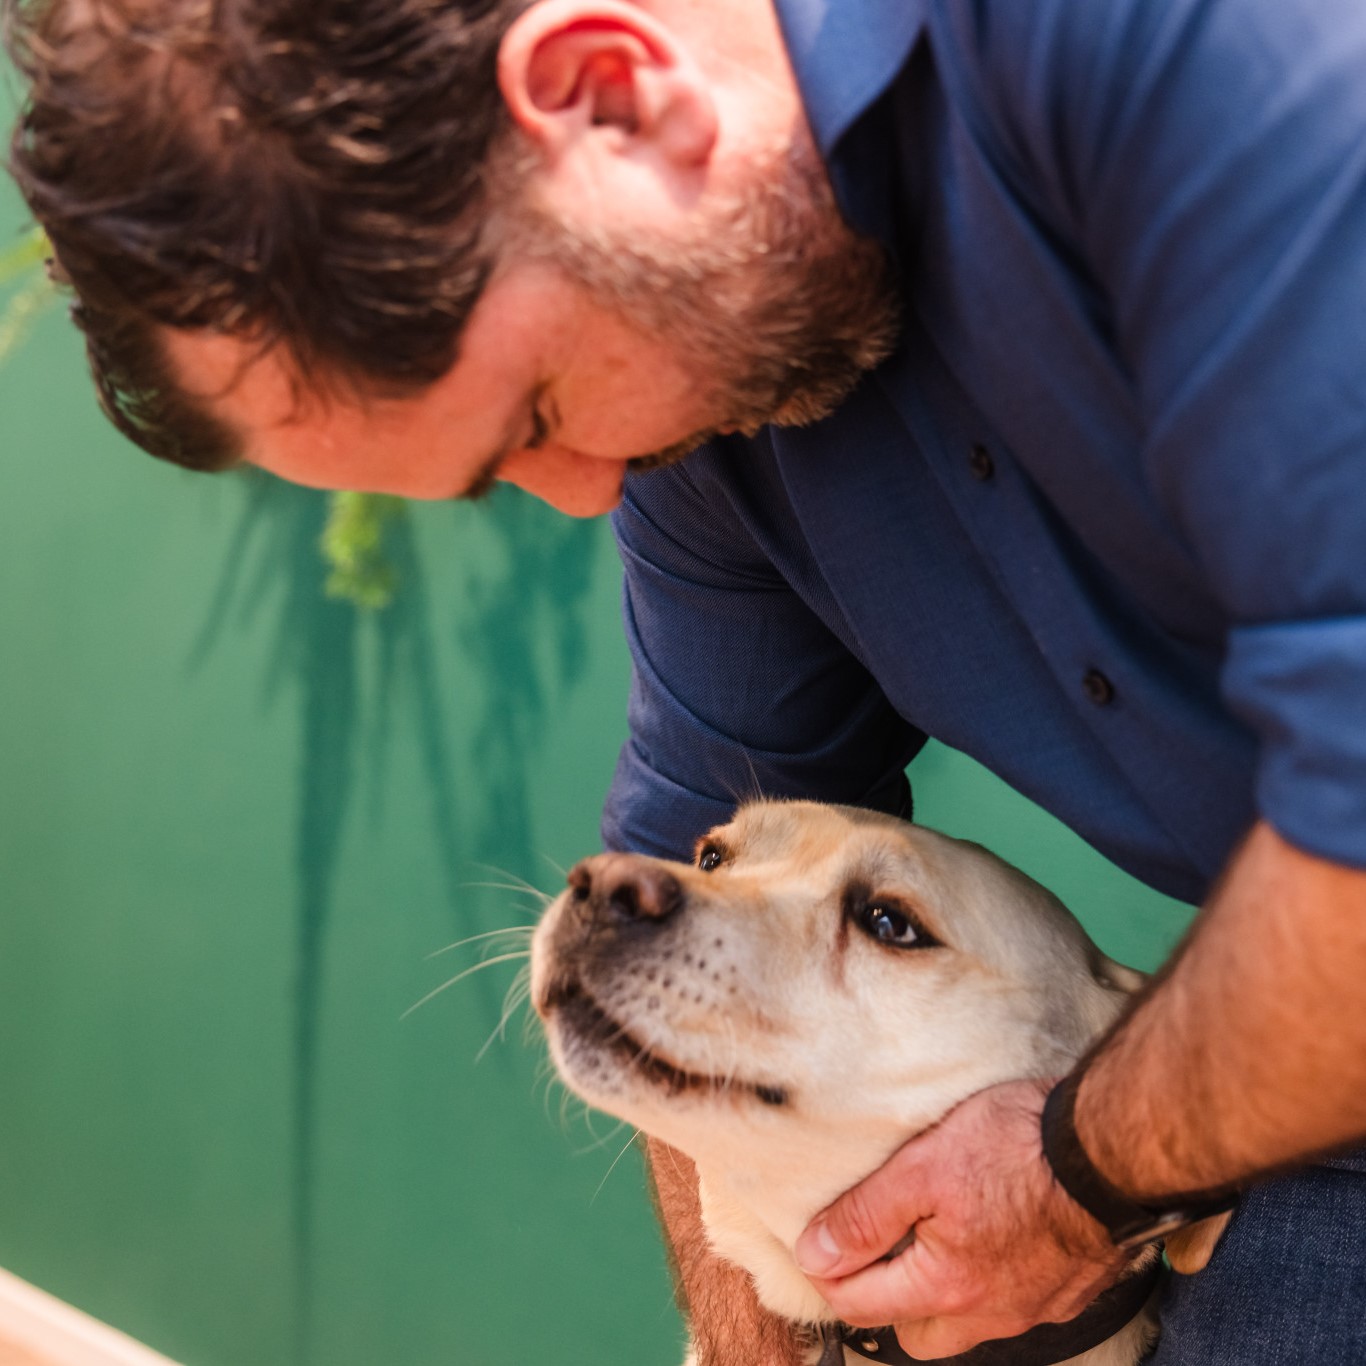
[796,1154,928,1277]
[894,1313,1036,1361]
[804,1247,946,1328]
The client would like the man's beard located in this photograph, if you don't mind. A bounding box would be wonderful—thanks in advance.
[494,132,901,471]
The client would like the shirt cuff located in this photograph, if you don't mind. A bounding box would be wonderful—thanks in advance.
[1222,616,1366,869]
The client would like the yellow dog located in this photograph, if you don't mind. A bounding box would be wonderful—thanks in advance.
[533,801,1225,1366]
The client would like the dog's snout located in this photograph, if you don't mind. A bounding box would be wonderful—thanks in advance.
[566,855,683,925]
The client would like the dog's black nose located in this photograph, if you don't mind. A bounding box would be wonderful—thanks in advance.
[566,855,683,924]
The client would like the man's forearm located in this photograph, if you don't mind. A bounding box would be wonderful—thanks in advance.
[646,1137,806,1366]
[1075,820,1366,1200]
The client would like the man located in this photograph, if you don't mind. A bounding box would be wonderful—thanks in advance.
[8,0,1366,1361]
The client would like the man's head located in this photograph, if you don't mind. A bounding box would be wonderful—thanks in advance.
[7,0,898,512]
[6,0,534,465]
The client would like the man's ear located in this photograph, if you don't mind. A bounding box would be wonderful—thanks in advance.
[498,0,717,168]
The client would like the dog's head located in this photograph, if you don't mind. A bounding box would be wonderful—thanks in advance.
[532,800,1144,1321]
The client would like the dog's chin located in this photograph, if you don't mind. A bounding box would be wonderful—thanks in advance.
[540,974,789,1113]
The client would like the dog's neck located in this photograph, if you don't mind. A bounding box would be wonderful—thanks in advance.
[686,1124,1160,1366]
[668,1064,1024,1324]
[690,1115,917,1325]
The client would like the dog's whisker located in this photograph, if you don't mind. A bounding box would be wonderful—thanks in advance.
[535,1066,570,1128]
[578,1107,621,1148]
[475,968,534,1062]
[504,894,553,910]
[623,1029,666,1088]
[401,950,531,1020]
[722,1015,742,1094]
[468,863,556,903]
[591,1129,644,1204]
[692,1027,721,1095]
[663,1144,690,1186]
[718,1038,735,1095]
[548,1067,597,1133]
[602,1013,643,1054]
[741,749,768,805]
[536,1067,561,1121]
[557,1083,581,1131]
[426,925,535,960]
[720,750,768,808]
[455,878,555,905]
[571,1116,630,1157]
[537,851,569,881]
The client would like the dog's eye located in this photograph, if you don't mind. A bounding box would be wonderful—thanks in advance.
[698,844,725,873]
[860,903,923,948]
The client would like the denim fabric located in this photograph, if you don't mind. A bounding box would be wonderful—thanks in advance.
[1146,1157,1366,1364]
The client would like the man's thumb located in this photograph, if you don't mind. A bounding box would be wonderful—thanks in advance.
[795,1175,914,1279]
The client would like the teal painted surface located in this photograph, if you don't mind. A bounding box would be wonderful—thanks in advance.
[0,176,1193,1366]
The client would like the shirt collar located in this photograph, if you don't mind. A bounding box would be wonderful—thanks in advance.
[770,0,930,160]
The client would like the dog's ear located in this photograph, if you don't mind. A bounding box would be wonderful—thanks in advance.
[1091,952,1147,995]
[1164,1209,1233,1274]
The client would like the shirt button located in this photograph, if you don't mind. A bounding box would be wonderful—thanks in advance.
[968,443,995,481]
[1082,669,1116,706]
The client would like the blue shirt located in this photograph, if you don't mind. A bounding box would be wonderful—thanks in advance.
[603,0,1366,905]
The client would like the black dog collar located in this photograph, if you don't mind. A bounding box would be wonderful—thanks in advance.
[822,1258,1163,1366]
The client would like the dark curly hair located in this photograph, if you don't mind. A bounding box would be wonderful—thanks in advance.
[4,0,533,468]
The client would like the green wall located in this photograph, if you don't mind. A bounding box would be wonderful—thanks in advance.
[0,178,1193,1366]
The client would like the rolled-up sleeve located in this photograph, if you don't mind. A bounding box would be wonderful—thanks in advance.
[1221,621,1366,860]
[1063,0,1366,864]
[603,445,923,860]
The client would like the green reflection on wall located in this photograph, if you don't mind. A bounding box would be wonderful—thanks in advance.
[0,172,680,1364]
[183,473,605,1357]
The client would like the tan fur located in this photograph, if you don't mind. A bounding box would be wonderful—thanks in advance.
[532,800,1222,1364]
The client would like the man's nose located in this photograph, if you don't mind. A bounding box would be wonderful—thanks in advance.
[566,854,683,924]
[496,447,625,518]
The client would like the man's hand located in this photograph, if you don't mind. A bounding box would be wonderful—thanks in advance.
[794,1079,1128,1360]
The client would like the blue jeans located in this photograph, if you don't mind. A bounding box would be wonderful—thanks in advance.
[1146,1154,1366,1364]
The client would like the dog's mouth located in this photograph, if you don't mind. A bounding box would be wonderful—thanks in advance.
[543,975,788,1108]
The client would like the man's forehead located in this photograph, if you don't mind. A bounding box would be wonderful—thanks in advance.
[159,257,572,442]
[156,298,543,500]
[158,327,423,491]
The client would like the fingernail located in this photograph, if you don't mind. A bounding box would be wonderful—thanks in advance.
[795,1221,842,1275]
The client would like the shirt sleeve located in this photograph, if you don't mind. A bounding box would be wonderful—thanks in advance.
[980,0,1366,865]
[602,441,923,860]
